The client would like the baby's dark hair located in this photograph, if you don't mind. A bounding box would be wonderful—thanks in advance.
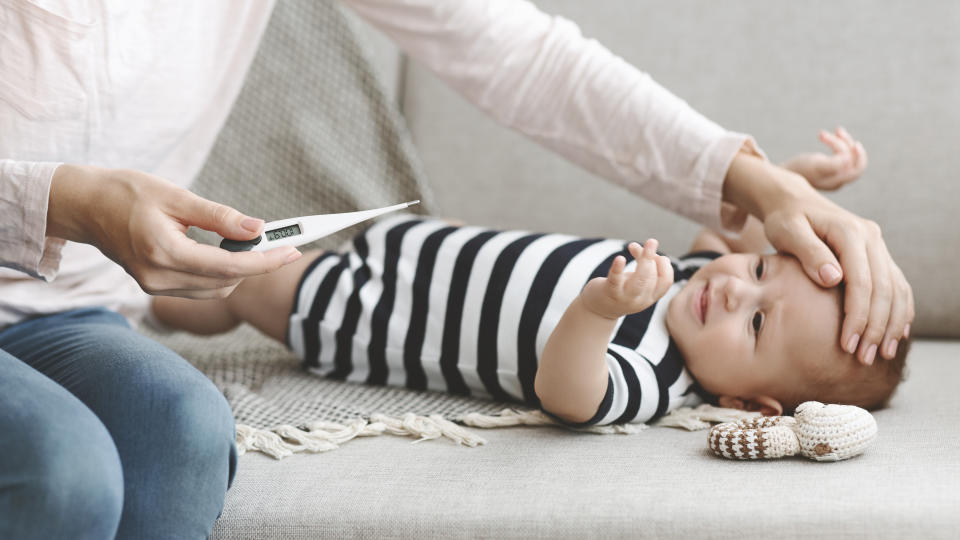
[783,335,910,414]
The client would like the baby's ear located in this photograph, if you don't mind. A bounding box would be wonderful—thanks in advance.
[717,395,784,417]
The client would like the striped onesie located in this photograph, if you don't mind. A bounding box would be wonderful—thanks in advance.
[288,215,717,426]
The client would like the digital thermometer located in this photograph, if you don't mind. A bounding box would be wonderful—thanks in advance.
[219,200,419,252]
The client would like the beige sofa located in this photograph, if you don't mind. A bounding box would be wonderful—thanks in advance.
[211,1,960,537]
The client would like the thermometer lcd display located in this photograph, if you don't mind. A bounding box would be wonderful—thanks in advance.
[265,224,302,241]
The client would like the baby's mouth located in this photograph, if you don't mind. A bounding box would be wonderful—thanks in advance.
[695,282,709,325]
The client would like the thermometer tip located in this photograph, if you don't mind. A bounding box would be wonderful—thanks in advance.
[406,200,420,207]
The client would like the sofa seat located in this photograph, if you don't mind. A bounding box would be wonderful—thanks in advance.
[211,339,960,539]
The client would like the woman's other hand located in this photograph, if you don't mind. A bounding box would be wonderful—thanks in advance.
[782,127,867,191]
[47,165,302,299]
[724,153,914,365]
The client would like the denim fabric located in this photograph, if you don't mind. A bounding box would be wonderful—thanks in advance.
[0,308,237,539]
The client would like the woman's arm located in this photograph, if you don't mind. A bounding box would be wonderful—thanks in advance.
[342,0,757,232]
[536,240,673,423]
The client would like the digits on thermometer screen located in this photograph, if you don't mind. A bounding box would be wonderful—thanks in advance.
[266,224,302,241]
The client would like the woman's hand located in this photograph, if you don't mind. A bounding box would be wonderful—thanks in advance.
[47,164,301,299]
[782,127,867,190]
[580,239,674,320]
[724,153,914,365]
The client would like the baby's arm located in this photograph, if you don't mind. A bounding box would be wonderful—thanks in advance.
[535,240,673,423]
[693,128,868,255]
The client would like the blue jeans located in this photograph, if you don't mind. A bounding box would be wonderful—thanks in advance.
[0,308,237,539]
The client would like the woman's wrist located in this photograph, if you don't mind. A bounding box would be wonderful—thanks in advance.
[722,152,814,221]
[47,164,107,243]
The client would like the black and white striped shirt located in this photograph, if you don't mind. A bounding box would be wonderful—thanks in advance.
[288,216,718,425]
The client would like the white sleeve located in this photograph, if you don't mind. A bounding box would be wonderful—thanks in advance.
[541,345,659,427]
[341,0,763,230]
[0,159,65,280]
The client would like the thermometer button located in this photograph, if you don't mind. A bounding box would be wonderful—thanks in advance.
[220,235,262,252]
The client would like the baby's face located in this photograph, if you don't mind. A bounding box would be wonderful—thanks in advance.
[666,253,843,402]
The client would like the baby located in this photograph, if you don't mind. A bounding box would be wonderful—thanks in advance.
[153,129,908,426]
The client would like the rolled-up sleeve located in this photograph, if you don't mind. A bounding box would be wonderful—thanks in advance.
[0,159,65,280]
[343,0,765,230]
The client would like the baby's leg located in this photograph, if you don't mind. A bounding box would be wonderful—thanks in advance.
[151,250,325,343]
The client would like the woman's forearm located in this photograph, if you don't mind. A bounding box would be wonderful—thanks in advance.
[343,0,755,231]
[535,295,615,423]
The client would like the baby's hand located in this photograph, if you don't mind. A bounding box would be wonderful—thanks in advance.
[581,239,674,320]
[782,127,867,191]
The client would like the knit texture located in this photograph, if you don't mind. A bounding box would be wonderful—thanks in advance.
[708,401,878,462]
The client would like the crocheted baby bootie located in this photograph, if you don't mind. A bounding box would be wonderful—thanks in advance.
[708,401,878,462]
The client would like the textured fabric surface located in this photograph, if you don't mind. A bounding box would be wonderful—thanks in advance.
[403,0,960,337]
[213,339,960,539]
[148,324,512,430]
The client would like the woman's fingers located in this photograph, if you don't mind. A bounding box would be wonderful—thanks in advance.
[855,234,893,365]
[771,195,913,363]
[879,263,913,359]
[175,188,264,242]
[823,220,875,357]
[766,206,864,355]
[162,232,301,281]
[765,212,844,288]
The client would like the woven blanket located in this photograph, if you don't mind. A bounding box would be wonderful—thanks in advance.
[147,0,752,459]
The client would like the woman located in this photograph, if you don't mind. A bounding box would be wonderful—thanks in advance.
[0,0,912,538]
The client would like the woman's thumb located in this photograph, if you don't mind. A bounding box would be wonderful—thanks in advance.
[767,217,843,287]
[179,192,263,240]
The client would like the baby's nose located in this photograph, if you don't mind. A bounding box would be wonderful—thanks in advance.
[723,277,750,311]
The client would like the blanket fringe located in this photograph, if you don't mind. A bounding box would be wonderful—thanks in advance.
[653,404,761,431]
[234,404,758,459]
[235,413,486,459]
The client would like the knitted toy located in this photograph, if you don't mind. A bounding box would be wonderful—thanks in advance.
[708,401,877,462]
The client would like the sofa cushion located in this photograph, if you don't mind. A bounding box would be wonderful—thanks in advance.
[211,339,960,539]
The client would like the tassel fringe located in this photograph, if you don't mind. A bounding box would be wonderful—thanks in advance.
[235,404,757,459]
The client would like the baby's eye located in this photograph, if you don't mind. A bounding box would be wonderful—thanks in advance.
[752,311,764,334]
[755,258,765,280]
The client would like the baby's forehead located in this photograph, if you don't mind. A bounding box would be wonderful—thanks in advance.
[770,255,845,359]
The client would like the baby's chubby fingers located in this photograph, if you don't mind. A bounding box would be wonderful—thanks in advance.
[819,129,852,158]
[654,252,675,292]
[606,254,627,286]
[626,240,669,291]
[641,238,659,259]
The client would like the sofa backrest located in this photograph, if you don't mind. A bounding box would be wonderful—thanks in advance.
[349,0,960,338]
